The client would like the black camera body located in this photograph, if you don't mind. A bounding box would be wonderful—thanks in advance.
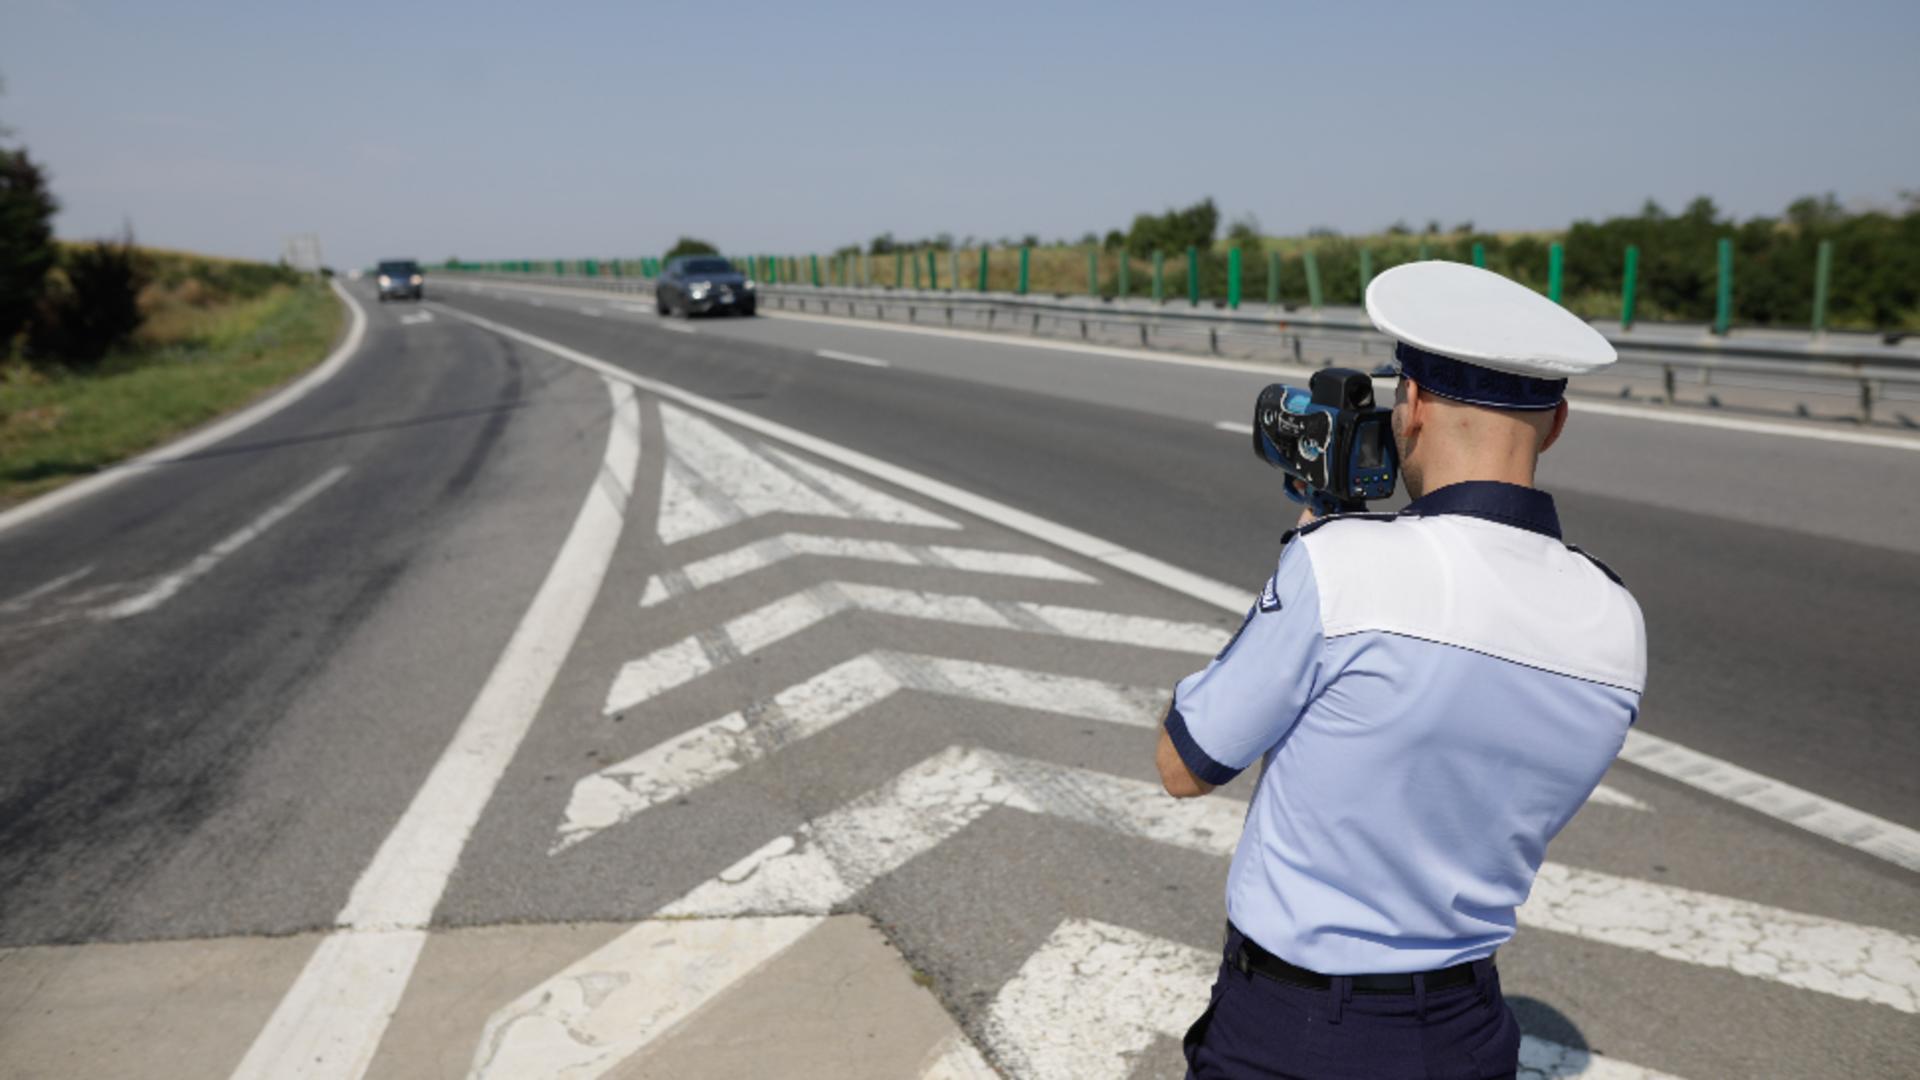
[1251,368,1399,516]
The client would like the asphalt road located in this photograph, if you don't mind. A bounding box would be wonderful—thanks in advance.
[1,278,1915,1080]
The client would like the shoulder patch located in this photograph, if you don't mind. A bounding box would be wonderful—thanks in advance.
[1258,575,1283,612]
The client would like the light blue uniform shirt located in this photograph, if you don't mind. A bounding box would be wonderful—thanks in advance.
[1167,482,1647,974]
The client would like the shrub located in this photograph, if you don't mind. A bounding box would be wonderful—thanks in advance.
[0,146,58,348]
[28,230,147,369]
[665,237,719,260]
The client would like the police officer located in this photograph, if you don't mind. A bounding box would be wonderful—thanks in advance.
[1156,262,1647,1079]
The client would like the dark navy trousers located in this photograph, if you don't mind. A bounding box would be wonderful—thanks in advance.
[1183,925,1522,1080]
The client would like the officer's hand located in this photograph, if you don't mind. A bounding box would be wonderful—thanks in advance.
[1296,505,1318,528]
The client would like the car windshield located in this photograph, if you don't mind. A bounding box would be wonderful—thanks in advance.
[681,258,733,274]
[379,261,420,275]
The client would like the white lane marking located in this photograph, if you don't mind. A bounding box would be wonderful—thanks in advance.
[0,280,367,539]
[602,583,1228,714]
[639,532,1094,607]
[662,747,1920,1012]
[816,348,890,368]
[984,919,1688,1080]
[230,378,641,1080]
[557,652,1165,852]
[1573,399,1920,453]
[614,302,653,314]
[577,307,602,317]
[528,298,545,307]
[1213,419,1248,434]
[433,305,1913,869]
[1525,862,1920,1014]
[467,916,822,1080]
[656,321,695,334]
[398,311,434,325]
[1618,728,1920,871]
[1585,784,1653,812]
[1,565,95,612]
[99,466,349,619]
[916,1032,999,1080]
[657,404,954,544]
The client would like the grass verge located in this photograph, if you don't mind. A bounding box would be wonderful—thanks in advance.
[0,281,344,508]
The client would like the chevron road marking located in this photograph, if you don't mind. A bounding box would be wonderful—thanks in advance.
[604,582,1229,714]
[655,747,1920,1013]
[435,301,1920,872]
[565,650,1647,853]
[556,651,1165,852]
[657,403,956,543]
[639,532,1093,607]
[982,919,1689,1080]
[230,380,642,1080]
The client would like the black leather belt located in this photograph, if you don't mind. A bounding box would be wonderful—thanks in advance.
[1230,924,1480,995]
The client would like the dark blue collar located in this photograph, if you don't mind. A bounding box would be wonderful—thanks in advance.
[1401,481,1561,539]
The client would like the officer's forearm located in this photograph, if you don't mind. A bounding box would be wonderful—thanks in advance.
[1156,728,1215,798]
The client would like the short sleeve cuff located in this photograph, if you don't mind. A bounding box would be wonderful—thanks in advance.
[1164,704,1244,786]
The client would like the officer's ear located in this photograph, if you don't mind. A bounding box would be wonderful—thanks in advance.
[1538,399,1570,454]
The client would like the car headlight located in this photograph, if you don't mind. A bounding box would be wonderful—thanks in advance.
[409,274,423,285]
[743,280,756,290]
[688,283,711,299]
[378,275,392,286]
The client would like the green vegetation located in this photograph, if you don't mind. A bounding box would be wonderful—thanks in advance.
[1,251,341,506]
[664,236,719,260]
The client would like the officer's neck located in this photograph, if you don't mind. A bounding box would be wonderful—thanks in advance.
[1404,444,1539,499]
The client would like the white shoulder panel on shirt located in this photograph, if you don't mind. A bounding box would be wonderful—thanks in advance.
[1299,515,1647,692]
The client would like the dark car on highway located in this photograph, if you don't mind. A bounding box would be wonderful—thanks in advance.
[377,259,425,302]
[656,256,755,318]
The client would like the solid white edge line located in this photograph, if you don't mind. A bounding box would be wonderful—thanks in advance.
[454,277,1920,453]
[0,278,370,538]
[429,304,1920,873]
[229,376,641,1080]
[1213,420,1248,434]
[1570,399,1920,452]
[816,348,890,368]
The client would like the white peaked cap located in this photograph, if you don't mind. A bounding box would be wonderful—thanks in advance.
[1365,262,1617,378]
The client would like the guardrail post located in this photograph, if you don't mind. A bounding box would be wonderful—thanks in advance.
[1620,245,1639,330]
[1548,243,1564,303]
[1358,249,1373,295]
[1018,247,1031,296]
[978,248,990,292]
[1471,242,1486,269]
[1152,250,1164,303]
[1087,248,1099,297]
[1714,237,1733,336]
[1228,248,1242,309]
[1267,251,1280,306]
[1812,239,1833,336]
[1304,250,1323,311]
[1117,252,1130,297]
[1186,246,1199,307]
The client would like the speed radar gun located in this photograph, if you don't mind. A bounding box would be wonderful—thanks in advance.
[1251,368,1399,517]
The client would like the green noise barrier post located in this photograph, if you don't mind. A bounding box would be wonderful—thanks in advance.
[1018,247,1031,296]
[1186,246,1199,307]
[1714,237,1733,336]
[1228,248,1242,309]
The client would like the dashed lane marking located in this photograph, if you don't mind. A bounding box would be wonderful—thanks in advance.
[99,466,349,619]
[816,348,890,368]
[656,320,696,334]
[0,565,95,612]
[639,532,1091,607]
[229,380,641,1080]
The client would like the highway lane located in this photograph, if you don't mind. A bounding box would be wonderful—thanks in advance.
[0,295,614,944]
[434,280,1920,832]
[1,278,1915,1078]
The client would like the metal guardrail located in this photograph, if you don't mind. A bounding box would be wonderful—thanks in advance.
[435,270,1920,423]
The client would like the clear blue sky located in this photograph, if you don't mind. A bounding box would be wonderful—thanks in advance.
[5,0,1916,269]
